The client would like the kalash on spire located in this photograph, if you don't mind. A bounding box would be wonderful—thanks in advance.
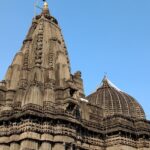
[42,0,50,15]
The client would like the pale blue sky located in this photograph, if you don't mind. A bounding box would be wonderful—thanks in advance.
[0,0,150,118]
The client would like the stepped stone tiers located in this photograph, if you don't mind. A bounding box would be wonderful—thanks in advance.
[0,1,150,150]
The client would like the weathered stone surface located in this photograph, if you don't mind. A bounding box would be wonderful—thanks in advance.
[0,1,149,150]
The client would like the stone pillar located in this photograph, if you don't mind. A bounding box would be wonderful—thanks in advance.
[10,142,20,150]
[0,144,10,150]
[20,140,38,150]
[52,143,65,150]
[40,142,52,150]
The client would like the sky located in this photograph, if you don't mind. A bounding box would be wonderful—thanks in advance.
[0,0,150,119]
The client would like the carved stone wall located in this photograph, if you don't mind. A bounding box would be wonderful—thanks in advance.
[0,2,150,150]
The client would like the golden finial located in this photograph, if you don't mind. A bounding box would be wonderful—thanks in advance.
[34,0,50,17]
[42,0,50,14]
[43,1,48,10]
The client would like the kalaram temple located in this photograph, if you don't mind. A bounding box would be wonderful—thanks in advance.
[0,1,150,150]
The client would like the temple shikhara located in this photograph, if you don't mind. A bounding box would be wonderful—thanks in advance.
[0,1,150,150]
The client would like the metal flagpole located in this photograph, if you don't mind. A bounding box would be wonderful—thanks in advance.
[34,0,44,17]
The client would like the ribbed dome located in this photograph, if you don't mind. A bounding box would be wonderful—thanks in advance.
[87,76,145,119]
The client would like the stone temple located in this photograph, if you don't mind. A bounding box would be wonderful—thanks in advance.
[0,1,150,150]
